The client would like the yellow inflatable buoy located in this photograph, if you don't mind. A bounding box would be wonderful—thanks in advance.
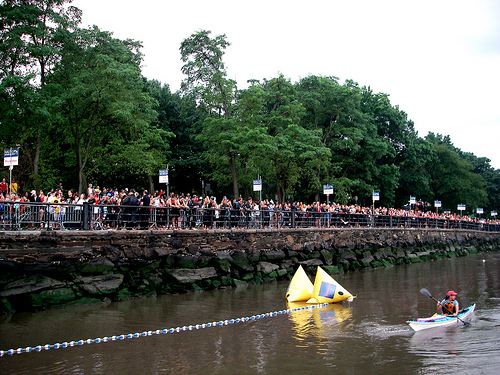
[306,266,354,304]
[286,265,314,302]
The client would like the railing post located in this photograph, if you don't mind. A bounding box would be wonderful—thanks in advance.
[82,202,90,230]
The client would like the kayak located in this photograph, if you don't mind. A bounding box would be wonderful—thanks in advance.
[407,303,476,331]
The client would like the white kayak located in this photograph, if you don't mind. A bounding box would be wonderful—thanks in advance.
[407,303,476,331]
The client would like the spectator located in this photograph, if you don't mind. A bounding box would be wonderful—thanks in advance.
[0,178,7,196]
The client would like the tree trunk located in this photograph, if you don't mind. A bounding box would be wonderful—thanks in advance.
[33,130,41,190]
[229,154,239,199]
[148,175,154,193]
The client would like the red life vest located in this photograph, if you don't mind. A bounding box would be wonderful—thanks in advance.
[441,300,457,315]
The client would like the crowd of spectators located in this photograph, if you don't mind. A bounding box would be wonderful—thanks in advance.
[1,182,499,230]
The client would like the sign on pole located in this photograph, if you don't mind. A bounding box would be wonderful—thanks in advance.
[3,148,19,166]
[457,204,466,213]
[476,208,484,215]
[492,211,497,217]
[372,192,380,201]
[434,200,442,208]
[410,196,416,205]
[323,185,334,195]
[159,169,168,184]
[253,179,262,192]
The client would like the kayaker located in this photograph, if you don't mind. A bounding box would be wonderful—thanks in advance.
[437,291,459,316]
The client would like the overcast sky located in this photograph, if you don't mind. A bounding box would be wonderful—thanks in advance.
[73,0,500,169]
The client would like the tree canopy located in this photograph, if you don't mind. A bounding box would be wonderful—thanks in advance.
[1,3,499,217]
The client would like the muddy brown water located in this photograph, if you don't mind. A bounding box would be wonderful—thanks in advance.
[1,252,500,374]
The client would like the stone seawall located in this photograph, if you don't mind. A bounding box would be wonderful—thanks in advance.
[1,228,499,314]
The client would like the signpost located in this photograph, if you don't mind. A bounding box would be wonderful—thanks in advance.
[434,200,441,215]
[253,177,262,201]
[3,148,19,196]
[372,191,380,226]
[159,167,169,196]
[323,184,333,205]
[457,204,466,215]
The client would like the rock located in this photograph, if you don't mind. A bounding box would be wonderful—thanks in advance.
[320,250,333,264]
[168,267,218,283]
[233,279,248,288]
[0,274,65,297]
[300,258,323,267]
[76,274,124,294]
[262,250,286,261]
[31,287,76,308]
[257,262,279,274]
[80,257,115,274]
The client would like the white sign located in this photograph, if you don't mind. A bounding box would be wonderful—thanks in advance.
[476,208,484,214]
[3,148,19,166]
[372,192,380,201]
[492,211,497,217]
[410,196,416,205]
[323,184,334,195]
[253,179,262,192]
[457,204,466,211]
[159,169,168,184]
[434,200,442,208]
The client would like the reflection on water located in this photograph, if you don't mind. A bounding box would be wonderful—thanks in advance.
[287,302,353,341]
[1,252,500,374]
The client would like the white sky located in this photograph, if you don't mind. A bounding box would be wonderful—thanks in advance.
[73,0,500,169]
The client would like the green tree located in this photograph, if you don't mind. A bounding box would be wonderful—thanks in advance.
[262,75,331,203]
[425,133,487,212]
[296,77,390,205]
[395,134,434,207]
[0,0,81,188]
[47,26,162,192]
[180,30,240,198]
[459,152,500,216]
[146,80,206,194]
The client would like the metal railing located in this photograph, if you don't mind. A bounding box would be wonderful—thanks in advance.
[0,201,499,232]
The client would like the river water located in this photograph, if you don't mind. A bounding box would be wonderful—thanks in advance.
[1,251,500,375]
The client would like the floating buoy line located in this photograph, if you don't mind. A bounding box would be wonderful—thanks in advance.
[1,303,329,357]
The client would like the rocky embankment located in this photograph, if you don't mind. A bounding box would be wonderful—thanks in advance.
[1,228,499,314]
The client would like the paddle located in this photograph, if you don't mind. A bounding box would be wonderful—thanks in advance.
[420,288,470,326]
